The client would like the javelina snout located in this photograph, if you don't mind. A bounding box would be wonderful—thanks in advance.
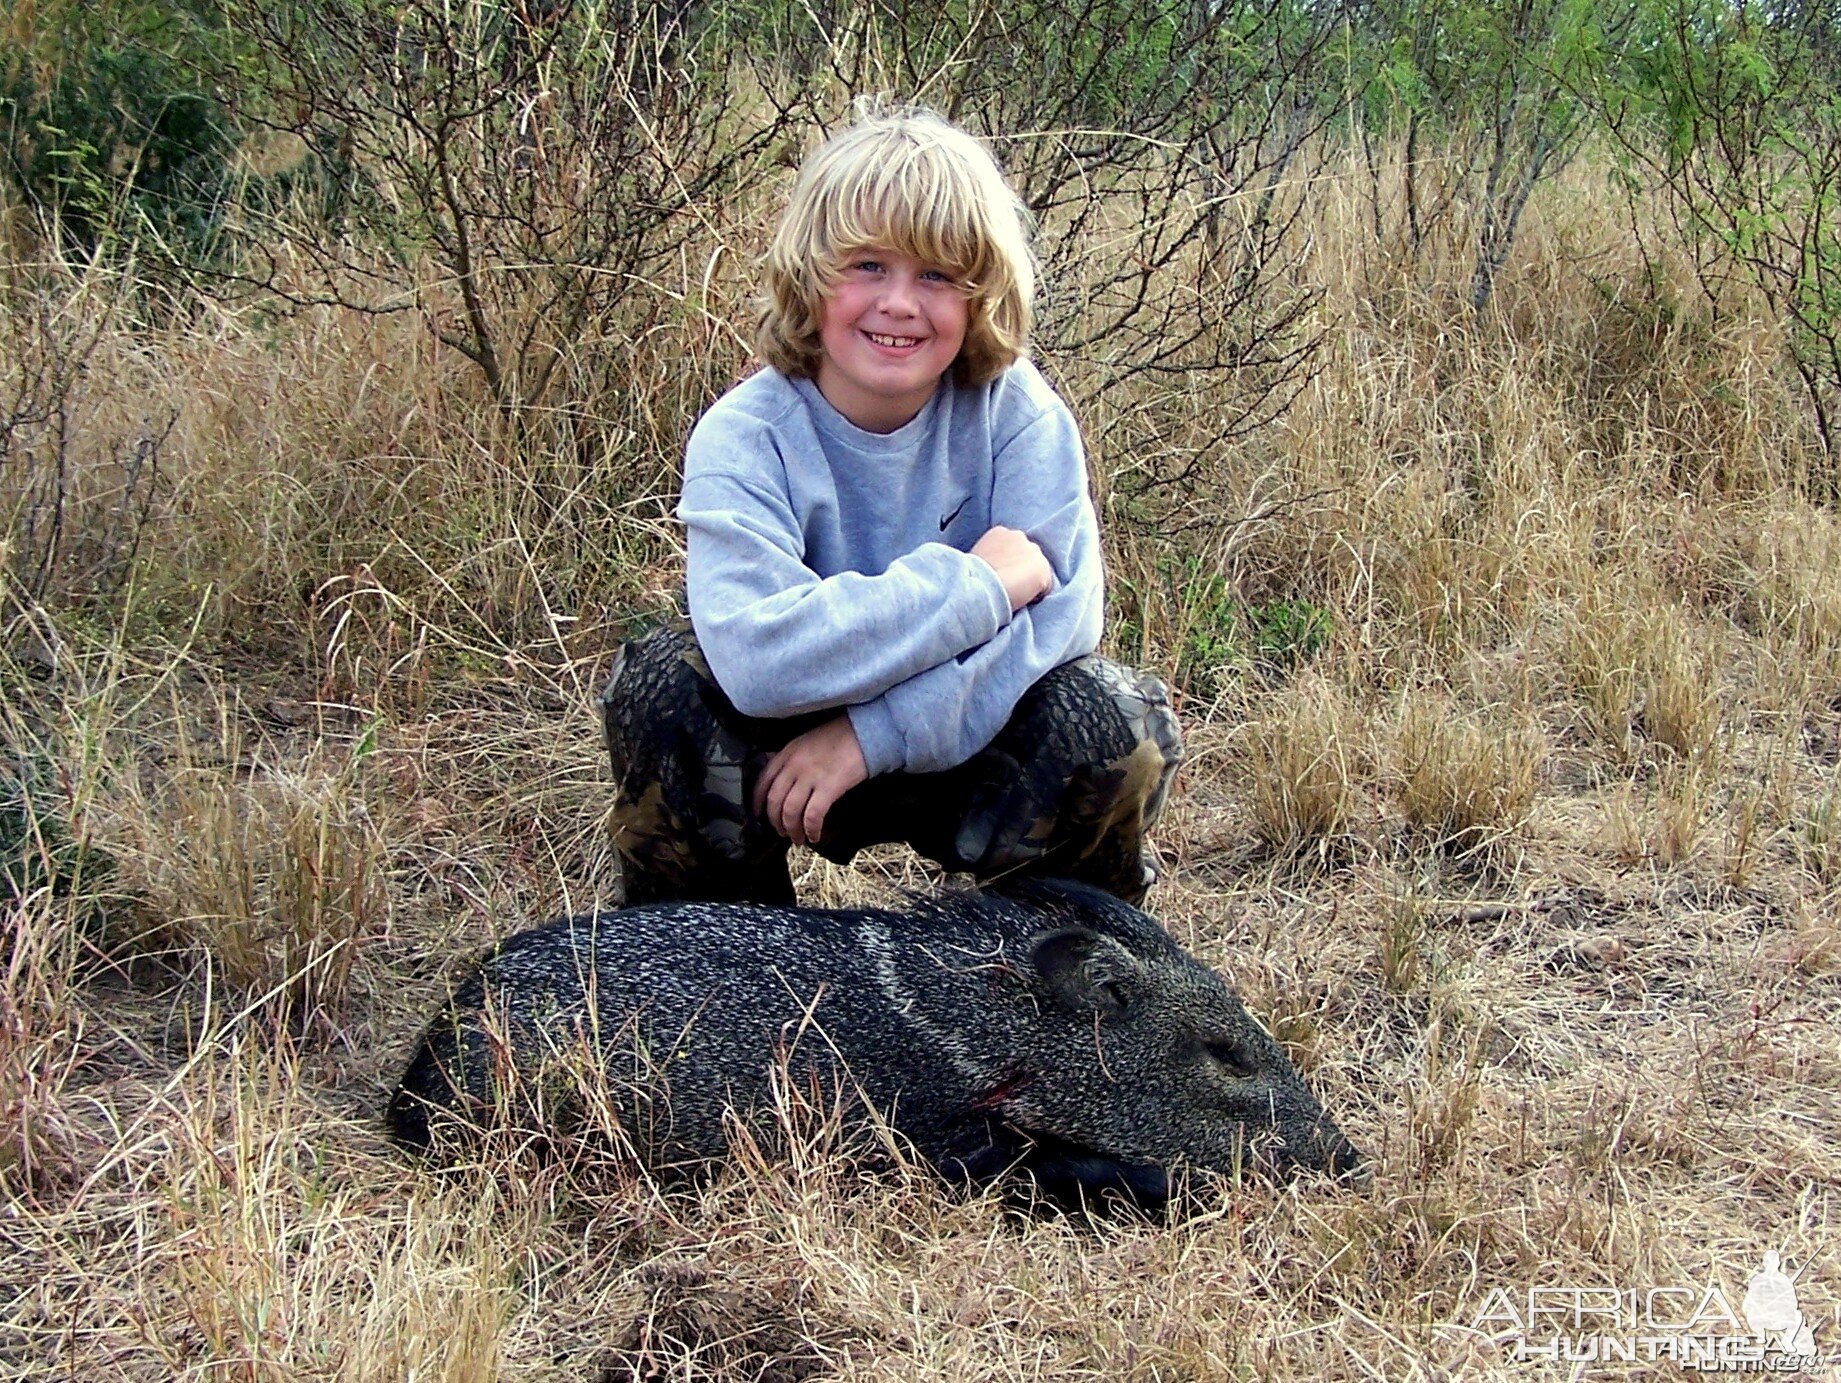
[1006,885,1367,1197]
[388,878,1367,1210]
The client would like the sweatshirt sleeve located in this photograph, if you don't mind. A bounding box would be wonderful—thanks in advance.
[846,402,1104,774]
[681,449,1014,719]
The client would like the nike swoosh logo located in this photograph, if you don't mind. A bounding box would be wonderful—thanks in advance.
[940,496,971,531]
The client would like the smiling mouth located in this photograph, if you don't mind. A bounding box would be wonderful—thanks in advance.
[864,331,924,348]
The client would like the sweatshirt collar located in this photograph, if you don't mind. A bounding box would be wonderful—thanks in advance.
[789,373,949,456]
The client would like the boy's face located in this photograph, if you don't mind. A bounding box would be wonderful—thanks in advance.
[815,247,970,434]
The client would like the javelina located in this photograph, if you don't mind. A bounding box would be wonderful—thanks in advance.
[387,879,1365,1208]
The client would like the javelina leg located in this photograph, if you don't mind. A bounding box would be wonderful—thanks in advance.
[597,623,802,905]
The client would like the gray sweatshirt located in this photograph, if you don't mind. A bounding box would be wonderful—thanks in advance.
[678,359,1103,775]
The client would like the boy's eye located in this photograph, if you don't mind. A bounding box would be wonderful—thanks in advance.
[840,257,957,285]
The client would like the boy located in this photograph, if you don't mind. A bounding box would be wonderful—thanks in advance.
[598,106,1181,906]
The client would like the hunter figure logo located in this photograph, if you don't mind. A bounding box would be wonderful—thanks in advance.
[1459,1248,1829,1372]
[1744,1252,1819,1362]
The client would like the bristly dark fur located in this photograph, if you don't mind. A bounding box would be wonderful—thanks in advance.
[387,880,1364,1210]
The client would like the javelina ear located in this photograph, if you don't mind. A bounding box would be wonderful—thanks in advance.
[1030,927,1141,1019]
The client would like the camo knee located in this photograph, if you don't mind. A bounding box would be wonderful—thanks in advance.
[1074,656,1183,838]
[956,657,1182,903]
[595,623,792,905]
[1051,658,1182,902]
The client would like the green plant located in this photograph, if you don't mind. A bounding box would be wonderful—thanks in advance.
[1174,568,1246,700]
[1246,599,1334,669]
[1,0,234,255]
[1345,0,1630,311]
[1605,0,1841,465]
[1120,549,1335,702]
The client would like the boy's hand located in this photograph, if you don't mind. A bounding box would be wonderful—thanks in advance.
[754,715,869,847]
[971,525,1053,612]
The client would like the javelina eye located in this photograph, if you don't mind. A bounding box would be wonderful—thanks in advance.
[1204,1040,1257,1079]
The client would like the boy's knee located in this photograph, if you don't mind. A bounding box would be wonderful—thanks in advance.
[595,623,793,905]
[1048,665,1180,903]
[1025,656,1183,791]
[953,657,1182,891]
[596,622,709,769]
[1074,657,1183,776]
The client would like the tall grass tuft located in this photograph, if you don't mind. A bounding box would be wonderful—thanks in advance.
[1393,693,1540,855]
[101,694,391,1034]
[1243,674,1365,856]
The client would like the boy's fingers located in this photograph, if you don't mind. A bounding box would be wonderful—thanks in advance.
[803,784,834,844]
[763,758,797,836]
[781,778,814,845]
[756,727,858,842]
[753,749,781,818]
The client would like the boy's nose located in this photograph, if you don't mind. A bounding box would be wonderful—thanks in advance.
[877,272,920,314]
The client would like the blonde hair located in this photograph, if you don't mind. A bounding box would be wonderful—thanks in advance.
[756,104,1035,386]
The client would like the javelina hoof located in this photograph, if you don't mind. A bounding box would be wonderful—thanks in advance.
[388,879,1367,1212]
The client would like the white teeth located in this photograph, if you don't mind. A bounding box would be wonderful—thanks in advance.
[867,332,922,348]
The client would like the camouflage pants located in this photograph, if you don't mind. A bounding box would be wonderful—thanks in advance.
[597,623,1182,907]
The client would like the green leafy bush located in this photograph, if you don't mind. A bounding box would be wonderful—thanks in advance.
[1,1,232,253]
[1117,558,1332,702]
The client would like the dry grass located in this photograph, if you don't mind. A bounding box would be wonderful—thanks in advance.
[1241,674,1366,857]
[1392,694,1540,855]
[3,137,1840,1380]
[1744,509,1841,706]
[1797,776,1841,885]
